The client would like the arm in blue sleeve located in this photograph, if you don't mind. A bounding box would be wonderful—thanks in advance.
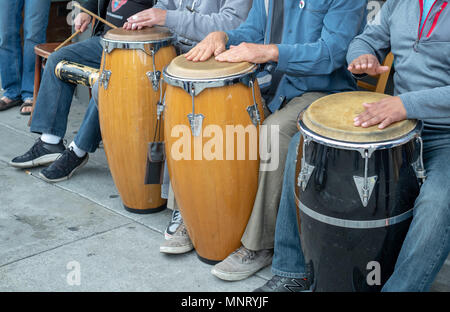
[153,0,173,10]
[276,0,368,76]
[346,0,393,66]
[400,86,450,120]
[225,0,266,46]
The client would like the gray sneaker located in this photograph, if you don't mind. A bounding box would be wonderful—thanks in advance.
[159,222,194,254]
[253,275,311,292]
[211,246,273,281]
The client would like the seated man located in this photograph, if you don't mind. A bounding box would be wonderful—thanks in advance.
[185,0,368,281]
[256,0,450,292]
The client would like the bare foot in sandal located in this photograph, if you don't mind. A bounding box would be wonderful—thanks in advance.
[20,99,34,115]
[0,96,23,112]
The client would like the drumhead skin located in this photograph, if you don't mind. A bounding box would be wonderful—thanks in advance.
[103,26,173,42]
[166,54,256,80]
[302,91,417,143]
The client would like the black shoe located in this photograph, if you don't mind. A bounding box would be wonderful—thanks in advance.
[9,138,66,169]
[39,147,88,183]
[253,275,312,292]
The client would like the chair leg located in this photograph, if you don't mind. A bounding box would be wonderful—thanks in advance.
[28,55,43,127]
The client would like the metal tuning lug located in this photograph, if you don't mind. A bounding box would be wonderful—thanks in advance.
[411,137,427,184]
[100,70,111,90]
[147,70,161,92]
[246,80,261,126]
[187,113,205,137]
[354,150,378,207]
[297,138,314,191]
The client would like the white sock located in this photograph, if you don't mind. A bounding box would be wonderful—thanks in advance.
[69,141,87,158]
[41,133,61,145]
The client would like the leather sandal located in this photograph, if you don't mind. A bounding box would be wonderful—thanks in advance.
[19,100,33,116]
[0,97,23,111]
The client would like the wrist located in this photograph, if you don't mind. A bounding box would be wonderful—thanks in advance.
[268,44,279,62]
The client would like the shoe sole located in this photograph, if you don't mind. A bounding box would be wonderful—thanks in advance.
[9,153,62,169]
[159,244,194,255]
[38,155,89,183]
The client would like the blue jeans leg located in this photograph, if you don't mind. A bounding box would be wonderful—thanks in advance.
[73,82,102,153]
[30,36,103,138]
[22,0,51,100]
[0,0,24,100]
[271,132,308,279]
[382,128,450,292]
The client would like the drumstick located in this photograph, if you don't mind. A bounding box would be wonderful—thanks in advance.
[73,2,118,30]
[54,30,82,52]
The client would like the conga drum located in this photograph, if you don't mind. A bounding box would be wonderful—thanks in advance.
[98,27,177,213]
[163,56,265,263]
[295,91,426,291]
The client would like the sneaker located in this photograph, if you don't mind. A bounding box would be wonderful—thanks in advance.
[160,222,194,254]
[211,246,273,281]
[9,138,65,169]
[39,147,88,183]
[253,275,311,292]
[164,210,183,240]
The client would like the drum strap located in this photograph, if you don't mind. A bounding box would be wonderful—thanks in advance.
[295,195,414,229]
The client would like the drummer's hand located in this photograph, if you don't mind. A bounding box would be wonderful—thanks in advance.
[124,8,167,30]
[215,43,279,64]
[348,54,390,76]
[185,32,227,62]
[354,96,407,129]
[74,13,91,33]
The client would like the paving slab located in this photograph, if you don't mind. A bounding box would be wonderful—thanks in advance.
[0,222,266,292]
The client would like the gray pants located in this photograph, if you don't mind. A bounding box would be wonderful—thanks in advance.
[241,92,328,251]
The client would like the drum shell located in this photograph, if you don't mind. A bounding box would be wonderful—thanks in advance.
[296,140,420,291]
[98,44,176,212]
[164,82,264,262]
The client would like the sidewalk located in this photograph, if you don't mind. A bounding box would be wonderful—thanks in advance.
[0,88,448,292]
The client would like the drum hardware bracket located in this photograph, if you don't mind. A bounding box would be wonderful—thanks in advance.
[298,138,315,191]
[188,88,205,137]
[147,49,161,92]
[100,70,111,90]
[354,150,378,207]
[411,137,427,184]
[247,80,261,126]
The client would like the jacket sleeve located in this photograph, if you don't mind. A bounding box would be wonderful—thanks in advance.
[400,86,450,120]
[154,0,176,10]
[346,0,393,66]
[160,0,253,43]
[276,0,367,77]
[225,0,266,46]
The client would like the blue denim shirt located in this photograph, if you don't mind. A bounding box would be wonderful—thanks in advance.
[225,0,368,112]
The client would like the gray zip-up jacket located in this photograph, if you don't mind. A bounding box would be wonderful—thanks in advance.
[155,0,252,52]
[347,0,450,130]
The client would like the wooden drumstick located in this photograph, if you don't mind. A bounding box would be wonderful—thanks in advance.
[73,2,118,30]
[54,30,82,52]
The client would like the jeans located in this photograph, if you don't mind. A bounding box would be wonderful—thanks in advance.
[272,128,450,291]
[0,0,51,100]
[30,36,103,152]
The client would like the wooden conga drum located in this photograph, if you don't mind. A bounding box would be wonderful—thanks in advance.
[295,91,426,291]
[98,27,177,213]
[163,56,265,263]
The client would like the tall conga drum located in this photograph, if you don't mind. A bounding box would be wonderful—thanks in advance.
[98,27,177,213]
[295,91,426,291]
[163,56,264,263]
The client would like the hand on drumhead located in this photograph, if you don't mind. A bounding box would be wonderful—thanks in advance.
[185,32,227,62]
[215,43,279,64]
[354,96,407,129]
[74,13,92,33]
[348,54,390,76]
[124,8,167,30]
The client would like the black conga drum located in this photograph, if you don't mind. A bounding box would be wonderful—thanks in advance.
[295,92,426,291]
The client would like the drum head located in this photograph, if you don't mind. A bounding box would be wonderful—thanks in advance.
[166,54,256,80]
[302,91,417,143]
[103,26,173,42]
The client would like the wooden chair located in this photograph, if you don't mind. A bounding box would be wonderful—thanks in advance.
[356,52,394,94]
